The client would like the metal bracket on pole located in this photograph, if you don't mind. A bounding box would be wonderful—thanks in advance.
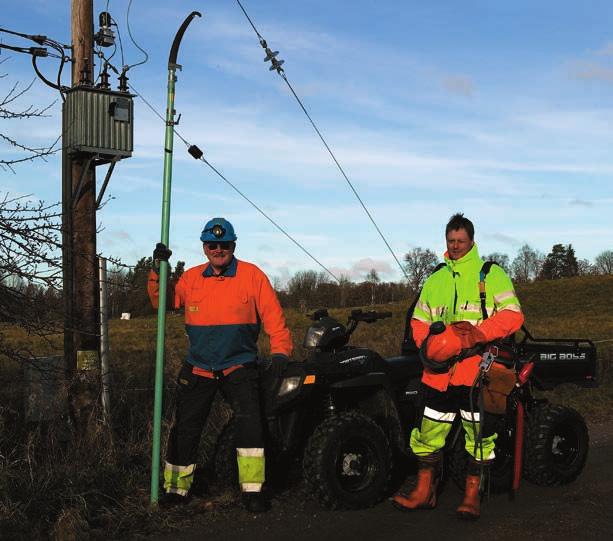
[71,154,96,208]
[95,155,120,209]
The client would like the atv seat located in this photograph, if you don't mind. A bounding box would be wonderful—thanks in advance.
[385,355,423,380]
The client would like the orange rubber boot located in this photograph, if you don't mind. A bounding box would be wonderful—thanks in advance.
[456,474,481,520]
[392,454,440,511]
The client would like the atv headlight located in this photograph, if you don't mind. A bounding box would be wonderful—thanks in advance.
[303,326,325,348]
[278,376,302,397]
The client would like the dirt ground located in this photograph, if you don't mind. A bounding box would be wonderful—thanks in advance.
[149,420,613,541]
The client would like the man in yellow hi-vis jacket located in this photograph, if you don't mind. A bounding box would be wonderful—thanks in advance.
[393,213,523,520]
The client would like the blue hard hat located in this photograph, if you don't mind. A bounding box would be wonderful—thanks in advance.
[200,217,237,242]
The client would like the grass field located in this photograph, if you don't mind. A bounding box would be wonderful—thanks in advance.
[0,274,611,538]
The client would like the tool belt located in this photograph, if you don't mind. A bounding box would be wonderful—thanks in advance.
[480,342,518,414]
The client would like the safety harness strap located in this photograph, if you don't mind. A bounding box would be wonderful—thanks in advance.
[479,261,496,321]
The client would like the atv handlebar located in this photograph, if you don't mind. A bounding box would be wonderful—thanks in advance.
[350,309,392,323]
[307,308,392,323]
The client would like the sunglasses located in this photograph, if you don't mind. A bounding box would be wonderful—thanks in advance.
[205,241,233,250]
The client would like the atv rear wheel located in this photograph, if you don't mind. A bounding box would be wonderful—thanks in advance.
[523,404,588,486]
[302,411,391,510]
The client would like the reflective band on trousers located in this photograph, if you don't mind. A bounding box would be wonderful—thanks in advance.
[237,448,265,490]
[460,409,481,422]
[163,462,196,496]
[423,406,456,423]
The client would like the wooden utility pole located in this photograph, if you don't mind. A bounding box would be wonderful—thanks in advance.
[64,0,99,432]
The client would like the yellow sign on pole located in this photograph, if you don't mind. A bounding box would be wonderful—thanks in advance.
[76,350,99,371]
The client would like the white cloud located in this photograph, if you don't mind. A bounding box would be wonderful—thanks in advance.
[443,75,475,98]
[570,62,613,82]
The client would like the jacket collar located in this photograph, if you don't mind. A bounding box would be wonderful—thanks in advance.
[203,256,238,278]
[444,243,481,271]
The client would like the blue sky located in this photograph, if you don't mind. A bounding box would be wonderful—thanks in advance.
[2,0,612,284]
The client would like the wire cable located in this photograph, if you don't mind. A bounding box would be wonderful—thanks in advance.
[125,0,149,70]
[111,16,125,67]
[128,82,340,283]
[200,157,339,282]
[0,27,70,100]
[234,0,409,280]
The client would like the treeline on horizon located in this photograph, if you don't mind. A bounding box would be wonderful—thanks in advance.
[3,243,612,322]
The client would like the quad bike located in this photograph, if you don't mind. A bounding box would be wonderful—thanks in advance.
[214,309,597,509]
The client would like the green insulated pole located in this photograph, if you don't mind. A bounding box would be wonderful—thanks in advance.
[151,11,201,506]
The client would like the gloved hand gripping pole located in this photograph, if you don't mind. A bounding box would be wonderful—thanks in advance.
[150,10,201,507]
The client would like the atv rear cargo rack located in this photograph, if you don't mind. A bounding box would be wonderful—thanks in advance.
[516,327,597,390]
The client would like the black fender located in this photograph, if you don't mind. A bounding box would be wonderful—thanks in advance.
[331,373,407,453]
[330,372,392,392]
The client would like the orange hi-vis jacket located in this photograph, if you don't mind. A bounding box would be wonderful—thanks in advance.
[148,257,293,372]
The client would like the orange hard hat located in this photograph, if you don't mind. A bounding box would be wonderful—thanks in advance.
[425,326,462,362]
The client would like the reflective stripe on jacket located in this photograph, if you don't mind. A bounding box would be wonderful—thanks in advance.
[411,244,524,391]
[148,258,292,371]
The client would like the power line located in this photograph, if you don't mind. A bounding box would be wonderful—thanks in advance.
[233,0,409,280]
[128,83,340,283]
[125,0,149,70]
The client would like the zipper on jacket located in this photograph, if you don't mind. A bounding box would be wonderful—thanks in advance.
[453,272,458,314]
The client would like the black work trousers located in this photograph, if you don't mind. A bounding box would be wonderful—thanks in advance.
[167,362,264,467]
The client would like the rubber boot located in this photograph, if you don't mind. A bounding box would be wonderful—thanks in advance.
[456,459,490,520]
[392,453,441,511]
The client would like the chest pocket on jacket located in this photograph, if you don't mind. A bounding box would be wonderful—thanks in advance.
[228,289,251,321]
[457,293,482,320]
[187,285,206,313]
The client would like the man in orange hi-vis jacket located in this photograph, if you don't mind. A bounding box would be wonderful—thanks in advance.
[148,217,292,512]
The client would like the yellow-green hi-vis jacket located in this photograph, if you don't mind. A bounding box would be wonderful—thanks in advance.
[412,244,524,391]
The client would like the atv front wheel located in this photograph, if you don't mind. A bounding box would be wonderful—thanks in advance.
[302,411,391,509]
[523,404,588,486]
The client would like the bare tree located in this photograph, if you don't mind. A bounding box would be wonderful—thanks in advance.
[0,193,63,359]
[287,270,330,310]
[577,258,594,276]
[365,268,380,305]
[1,68,57,173]
[403,247,438,292]
[511,244,543,283]
[338,273,352,308]
[482,252,510,273]
[594,250,613,274]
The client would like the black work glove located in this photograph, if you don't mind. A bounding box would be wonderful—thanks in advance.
[152,242,172,273]
[266,354,289,378]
